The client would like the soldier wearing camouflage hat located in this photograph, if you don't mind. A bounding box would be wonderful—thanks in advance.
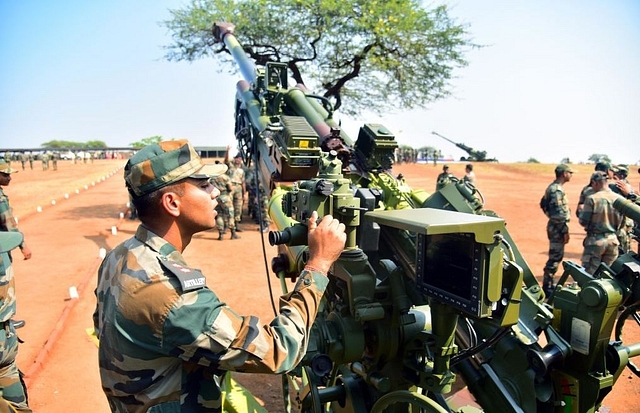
[0,159,32,262]
[539,163,573,296]
[93,139,346,412]
[609,164,636,253]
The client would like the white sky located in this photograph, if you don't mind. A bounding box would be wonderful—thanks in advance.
[1,0,639,164]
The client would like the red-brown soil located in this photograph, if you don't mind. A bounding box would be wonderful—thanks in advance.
[5,158,639,412]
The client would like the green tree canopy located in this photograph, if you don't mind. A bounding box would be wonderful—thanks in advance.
[41,140,107,149]
[588,154,611,164]
[162,0,478,116]
[130,136,163,149]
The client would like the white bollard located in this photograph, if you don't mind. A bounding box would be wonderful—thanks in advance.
[36,206,42,212]
[111,226,117,235]
[119,212,124,219]
[75,189,80,194]
[64,193,69,199]
[99,248,106,259]
[69,286,79,299]
[51,200,56,205]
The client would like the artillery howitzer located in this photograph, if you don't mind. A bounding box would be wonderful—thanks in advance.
[431,131,497,163]
[213,22,640,412]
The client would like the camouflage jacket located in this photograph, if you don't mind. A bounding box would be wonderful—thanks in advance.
[0,249,16,322]
[93,225,328,412]
[225,163,245,186]
[543,181,570,224]
[578,188,624,235]
[0,188,19,233]
[211,173,232,196]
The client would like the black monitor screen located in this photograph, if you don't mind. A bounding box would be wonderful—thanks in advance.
[416,232,484,316]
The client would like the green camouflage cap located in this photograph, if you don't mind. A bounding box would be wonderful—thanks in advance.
[0,231,23,253]
[590,171,608,182]
[555,163,574,173]
[0,159,17,174]
[612,164,629,177]
[125,140,227,197]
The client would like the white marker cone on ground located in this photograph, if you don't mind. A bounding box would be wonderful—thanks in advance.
[69,286,79,299]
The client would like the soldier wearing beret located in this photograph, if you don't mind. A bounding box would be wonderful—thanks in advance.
[578,171,625,274]
[93,139,346,412]
[540,163,573,296]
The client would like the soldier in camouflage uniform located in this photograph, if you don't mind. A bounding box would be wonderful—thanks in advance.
[435,164,452,191]
[576,161,611,219]
[256,182,272,233]
[578,171,625,274]
[0,231,31,412]
[540,163,573,296]
[224,149,246,230]
[244,168,257,222]
[93,139,346,412]
[210,170,238,240]
[0,161,32,261]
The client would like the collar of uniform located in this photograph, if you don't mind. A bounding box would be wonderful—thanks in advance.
[135,225,183,260]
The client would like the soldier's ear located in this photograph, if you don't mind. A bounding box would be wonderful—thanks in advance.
[161,190,182,217]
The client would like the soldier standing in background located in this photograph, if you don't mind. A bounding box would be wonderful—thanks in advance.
[245,168,257,222]
[0,231,32,412]
[41,153,49,171]
[51,152,58,171]
[0,160,32,261]
[576,161,611,219]
[19,153,28,171]
[609,164,634,253]
[211,166,238,240]
[224,148,246,231]
[539,164,573,296]
[578,171,625,274]
[463,163,476,186]
[435,164,452,190]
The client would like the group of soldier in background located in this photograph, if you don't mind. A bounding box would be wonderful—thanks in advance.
[209,147,271,240]
[540,161,639,297]
[3,151,97,173]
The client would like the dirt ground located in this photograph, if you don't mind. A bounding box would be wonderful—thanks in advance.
[4,158,639,412]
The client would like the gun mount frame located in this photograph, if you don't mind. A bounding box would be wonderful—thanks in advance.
[213,22,640,413]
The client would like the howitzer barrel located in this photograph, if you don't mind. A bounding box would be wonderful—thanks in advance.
[213,22,257,85]
[286,86,333,141]
[614,197,640,223]
[431,131,456,146]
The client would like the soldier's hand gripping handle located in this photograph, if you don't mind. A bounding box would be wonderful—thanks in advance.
[305,211,346,275]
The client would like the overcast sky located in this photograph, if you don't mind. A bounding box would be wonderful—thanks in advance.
[1,0,639,164]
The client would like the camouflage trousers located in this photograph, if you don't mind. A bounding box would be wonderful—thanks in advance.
[581,233,619,275]
[215,194,235,232]
[230,185,244,224]
[0,324,30,412]
[617,224,632,254]
[543,221,567,276]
